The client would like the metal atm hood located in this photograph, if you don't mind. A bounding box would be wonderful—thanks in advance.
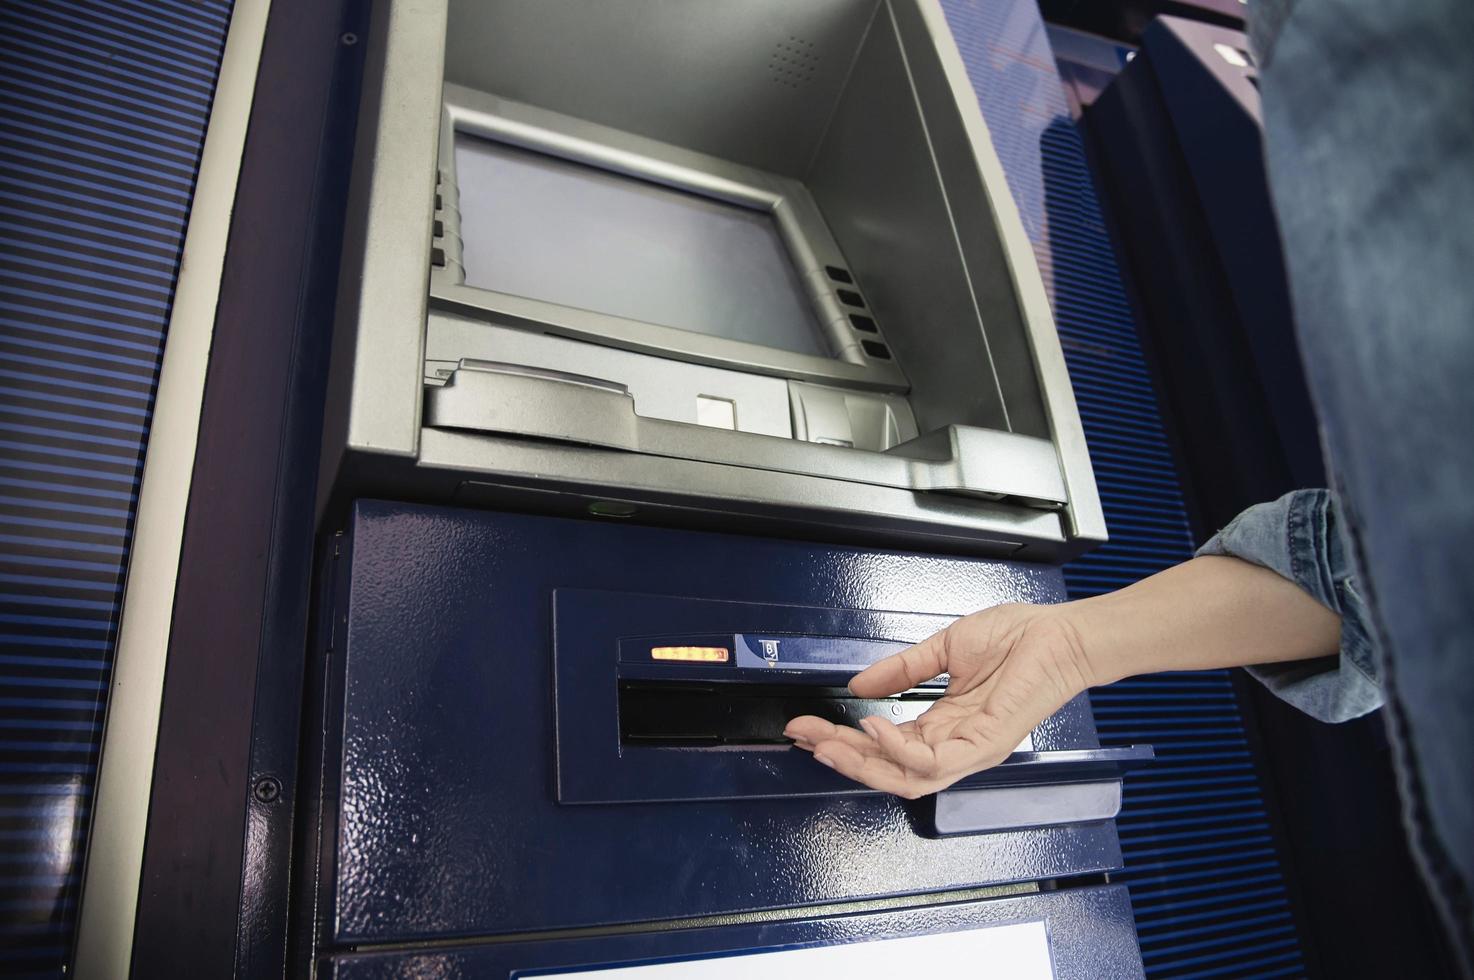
[321,0,1105,559]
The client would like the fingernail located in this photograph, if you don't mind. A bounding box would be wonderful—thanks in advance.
[858,718,876,737]
[814,753,835,769]
[791,738,813,750]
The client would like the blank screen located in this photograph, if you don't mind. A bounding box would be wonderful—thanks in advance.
[454,134,830,358]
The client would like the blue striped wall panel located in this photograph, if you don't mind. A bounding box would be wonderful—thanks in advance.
[0,1,232,974]
[940,1,1309,976]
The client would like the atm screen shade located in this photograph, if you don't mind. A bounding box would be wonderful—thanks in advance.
[454,134,831,358]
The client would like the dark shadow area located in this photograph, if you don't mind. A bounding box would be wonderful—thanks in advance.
[1071,25,1460,973]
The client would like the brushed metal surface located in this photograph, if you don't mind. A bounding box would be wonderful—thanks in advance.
[324,0,1107,553]
[337,0,445,459]
[425,368,1066,507]
[424,427,1071,558]
[423,319,797,438]
[443,0,881,177]
[906,0,1107,543]
[807,6,1014,435]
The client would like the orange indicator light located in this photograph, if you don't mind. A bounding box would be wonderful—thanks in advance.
[650,645,729,663]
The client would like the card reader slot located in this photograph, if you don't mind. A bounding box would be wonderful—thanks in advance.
[618,680,936,747]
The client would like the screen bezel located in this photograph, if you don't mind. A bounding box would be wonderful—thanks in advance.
[431,84,908,392]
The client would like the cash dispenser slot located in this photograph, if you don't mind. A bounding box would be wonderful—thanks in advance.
[555,589,1151,833]
[617,680,940,747]
[614,633,950,747]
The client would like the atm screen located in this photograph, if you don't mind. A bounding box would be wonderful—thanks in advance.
[454,133,832,358]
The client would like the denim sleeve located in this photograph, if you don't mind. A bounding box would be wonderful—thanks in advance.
[1196,489,1382,722]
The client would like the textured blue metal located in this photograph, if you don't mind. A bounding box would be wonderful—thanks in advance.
[939,1,1308,975]
[329,884,1143,980]
[326,501,1121,945]
[0,0,231,975]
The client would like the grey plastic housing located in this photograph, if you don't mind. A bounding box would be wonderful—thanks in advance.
[320,0,1107,559]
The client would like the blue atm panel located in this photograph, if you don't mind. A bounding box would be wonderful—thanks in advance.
[310,501,1146,961]
[329,885,1142,979]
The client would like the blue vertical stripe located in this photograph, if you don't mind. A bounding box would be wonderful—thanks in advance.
[0,0,232,975]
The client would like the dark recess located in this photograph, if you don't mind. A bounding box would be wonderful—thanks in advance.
[1079,18,1459,977]
[1040,0,1243,44]
[129,0,366,976]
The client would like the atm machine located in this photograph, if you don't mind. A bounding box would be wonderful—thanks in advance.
[320,0,1106,557]
[278,1,1159,976]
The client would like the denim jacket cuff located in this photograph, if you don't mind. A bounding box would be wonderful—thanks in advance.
[1197,489,1382,722]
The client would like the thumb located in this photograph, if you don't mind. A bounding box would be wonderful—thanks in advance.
[849,626,951,698]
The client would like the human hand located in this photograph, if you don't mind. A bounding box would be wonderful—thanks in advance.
[785,555,1343,798]
[783,603,1097,799]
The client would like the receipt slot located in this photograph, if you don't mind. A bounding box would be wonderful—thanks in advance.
[320,0,1105,558]
[303,501,1149,965]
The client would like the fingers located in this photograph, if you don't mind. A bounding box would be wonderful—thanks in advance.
[810,737,942,799]
[787,612,1084,799]
[860,713,1001,782]
[784,715,874,754]
[861,713,939,773]
[785,712,968,798]
[784,714,841,744]
[847,627,951,698]
[786,713,921,748]
[789,691,1033,796]
[785,715,931,796]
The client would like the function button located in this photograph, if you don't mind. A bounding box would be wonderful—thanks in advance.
[837,288,865,309]
[849,313,877,333]
[862,340,891,360]
[825,265,854,284]
[430,246,447,268]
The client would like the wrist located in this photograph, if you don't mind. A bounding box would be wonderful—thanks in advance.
[1051,592,1144,688]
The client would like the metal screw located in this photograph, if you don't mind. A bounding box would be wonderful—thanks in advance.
[253,776,282,804]
[340,32,358,46]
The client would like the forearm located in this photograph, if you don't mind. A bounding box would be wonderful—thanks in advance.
[789,553,1346,796]
[1065,554,1342,686]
